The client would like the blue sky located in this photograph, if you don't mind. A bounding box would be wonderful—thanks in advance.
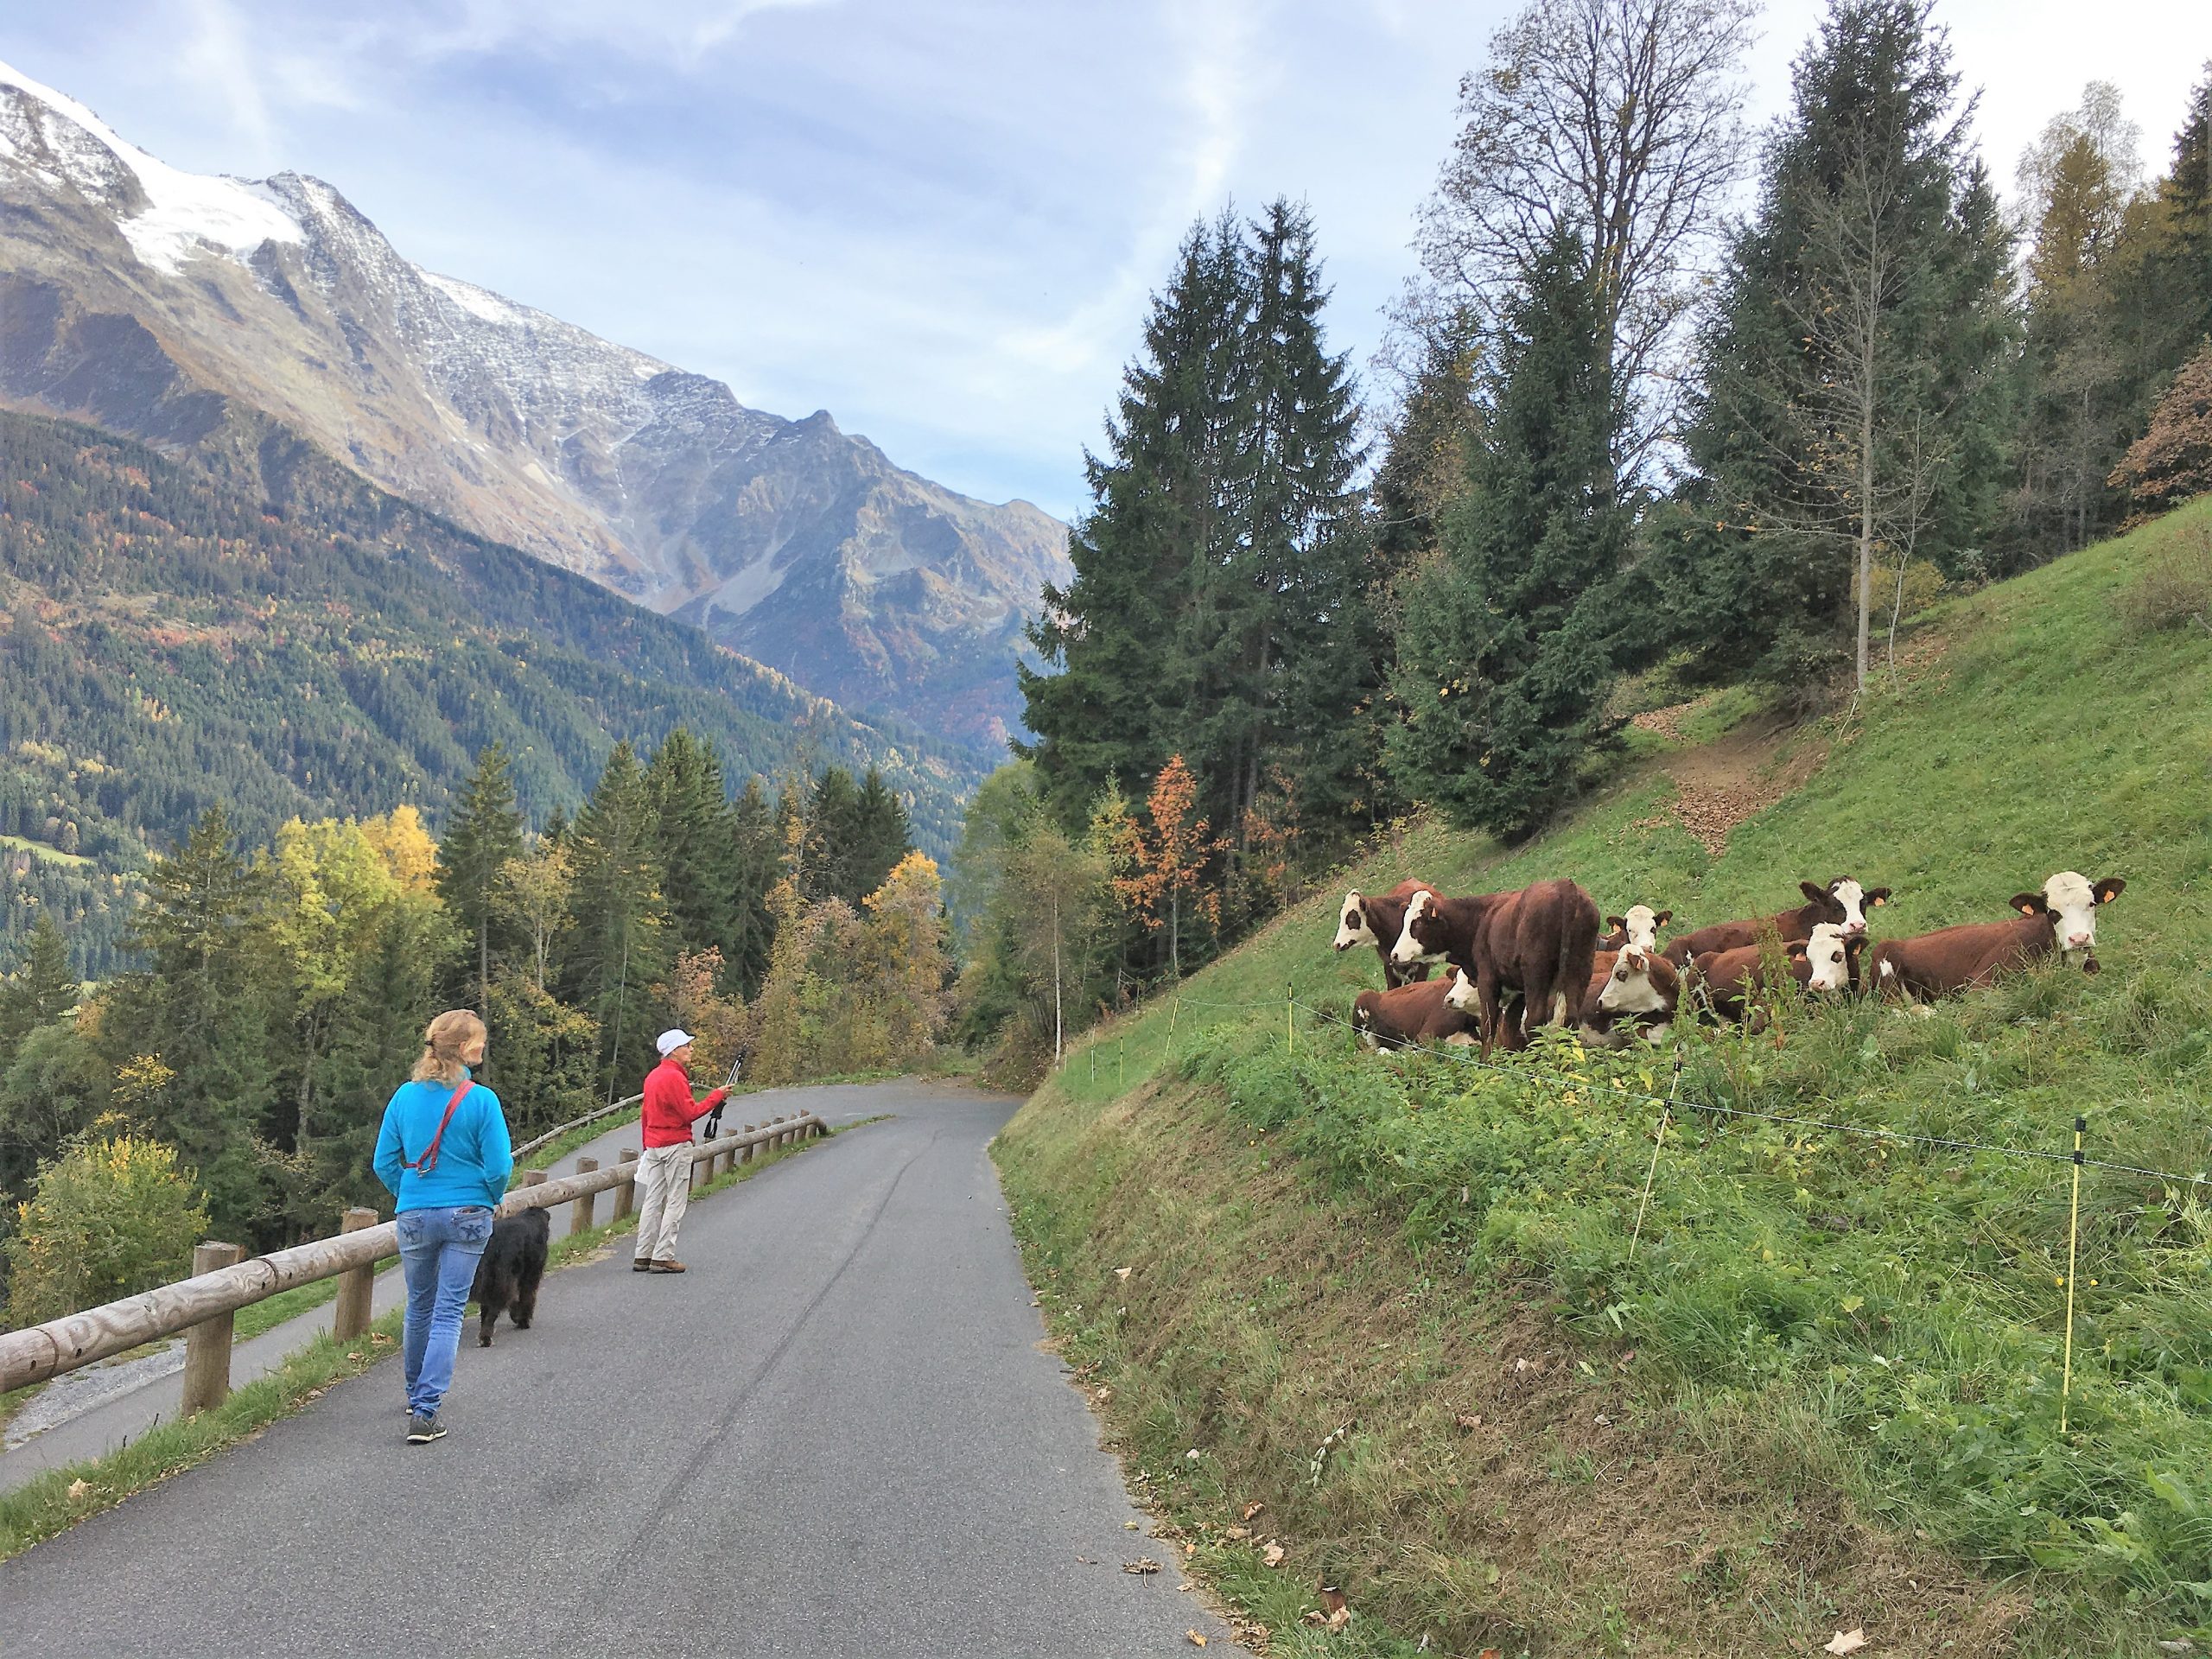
[6,1,2205,520]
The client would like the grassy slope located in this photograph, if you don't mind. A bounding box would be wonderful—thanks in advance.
[996,499,2212,1658]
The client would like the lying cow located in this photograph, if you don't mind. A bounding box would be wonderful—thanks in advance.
[1662,878,1891,969]
[1868,873,2124,1000]
[1579,945,1682,1047]
[1692,923,1863,1023]
[1352,969,1479,1050]
[1332,879,1439,988]
[1598,905,1671,953]
[1392,879,1599,1058]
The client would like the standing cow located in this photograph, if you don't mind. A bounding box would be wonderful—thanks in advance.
[1868,873,2124,999]
[1392,879,1600,1058]
[1332,880,1439,988]
[1662,878,1891,969]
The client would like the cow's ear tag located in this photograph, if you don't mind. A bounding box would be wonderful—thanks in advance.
[2018,902,2038,916]
[1870,895,1885,906]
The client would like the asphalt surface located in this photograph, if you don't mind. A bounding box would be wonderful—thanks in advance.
[0,1081,1234,1658]
[0,1084,880,1488]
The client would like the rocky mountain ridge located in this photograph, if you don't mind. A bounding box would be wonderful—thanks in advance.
[0,58,1067,750]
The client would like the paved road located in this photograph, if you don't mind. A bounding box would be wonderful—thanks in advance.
[0,1084,881,1488]
[0,1081,1233,1658]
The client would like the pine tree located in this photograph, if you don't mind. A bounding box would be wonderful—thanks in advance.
[561,742,670,1100]
[847,767,915,903]
[1385,224,1632,838]
[435,742,523,1022]
[1022,216,1247,824]
[725,777,779,997]
[1668,0,2014,684]
[807,766,863,904]
[644,728,739,957]
[100,807,278,1239]
[0,912,78,1050]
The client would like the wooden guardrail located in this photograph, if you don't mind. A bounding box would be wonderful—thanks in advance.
[0,1113,827,1399]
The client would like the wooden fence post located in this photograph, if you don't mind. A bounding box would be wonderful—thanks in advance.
[741,1127,755,1164]
[180,1240,245,1414]
[521,1168,547,1188]
[569,1159,599,1236]
[333,1209,378,1342]
[613,1149,639,1222]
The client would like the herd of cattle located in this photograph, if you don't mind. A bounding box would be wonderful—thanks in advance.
[1332,870,2126,1057]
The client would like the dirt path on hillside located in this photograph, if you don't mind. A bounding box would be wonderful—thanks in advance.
[1630,702,1830,855]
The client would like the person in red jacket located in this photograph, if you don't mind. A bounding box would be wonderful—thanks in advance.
[632,1029,729,1274]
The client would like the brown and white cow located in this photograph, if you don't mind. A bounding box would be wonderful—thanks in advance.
[1392,879,1600,1058]
[1353,968,1480,1050]
[1867,873,2125,1000]
[1691,923,1864,1023]
[1597,905,1672,954]
[1578,944,1682,1048]
[1662,879,1891,969]
[1332,879,1440,988]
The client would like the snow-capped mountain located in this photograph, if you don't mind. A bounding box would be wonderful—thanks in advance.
[0,59,1068,750]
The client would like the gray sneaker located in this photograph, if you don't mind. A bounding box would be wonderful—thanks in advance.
[405,1413,447,1445]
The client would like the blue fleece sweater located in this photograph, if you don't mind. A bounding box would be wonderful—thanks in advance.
[373,1071,515,1212]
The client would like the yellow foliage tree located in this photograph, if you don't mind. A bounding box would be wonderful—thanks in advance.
[6,1123,210,1325]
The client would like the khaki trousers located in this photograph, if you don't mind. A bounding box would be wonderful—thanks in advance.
[632,1141,695,1263]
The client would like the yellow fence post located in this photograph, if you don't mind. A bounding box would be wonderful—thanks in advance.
[1287,986,1295,1055]
[2061,1113,2086,1434]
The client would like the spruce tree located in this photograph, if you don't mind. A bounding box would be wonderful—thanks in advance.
[562,743,670,1099]
[0,912,78,1050]
[645,728,739,957]
[1667,0,2012,683]
[807,766,863,904]
[100,808,277,1238]
[848,767,914,900]
[1386,224,1631,839]
[435,741,523,1021]
[725,776,779,996]
[1021,215,1248,826]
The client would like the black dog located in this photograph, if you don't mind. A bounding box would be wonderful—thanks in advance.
[470,1207,550,1347]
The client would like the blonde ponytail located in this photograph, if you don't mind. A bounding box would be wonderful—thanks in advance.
[412,1009,486,1085]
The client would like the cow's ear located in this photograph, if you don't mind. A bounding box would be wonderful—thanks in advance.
[1866,887,1891,906]
[2008,892,2045,917]
[2093,876,2126,905]
[1654,909,1673,928]
[1605,914,1626,932]
[1801,880,1827,906]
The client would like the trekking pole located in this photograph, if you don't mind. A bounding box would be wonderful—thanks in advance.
[702,1047,745,1141]
[1628,1048,1687,1262]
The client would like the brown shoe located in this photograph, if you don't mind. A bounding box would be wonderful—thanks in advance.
[632,1259,653,1272]
[649,1258,687,1274]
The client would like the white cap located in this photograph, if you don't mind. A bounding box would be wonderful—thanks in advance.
[656,1029,695,1058]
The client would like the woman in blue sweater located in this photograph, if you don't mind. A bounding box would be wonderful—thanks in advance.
[374,1009,514,1444]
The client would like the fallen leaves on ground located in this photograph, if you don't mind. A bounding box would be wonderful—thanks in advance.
[1123,1558,1162,1575]
[1241,1500,1264,1521]
[1185,1631,1207,1648]
[1115,1266,1133,1280]
[1825,1630,1869,1656]
[1262,1541,1286,1567]
[1454,1412,1482,1430]
[1224,1525,1249,1541]
[67,1478,90,1501]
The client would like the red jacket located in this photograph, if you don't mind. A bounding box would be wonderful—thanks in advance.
[640,1056,727,1148]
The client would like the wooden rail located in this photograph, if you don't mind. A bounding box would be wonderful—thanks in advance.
[0,1113,827,1396]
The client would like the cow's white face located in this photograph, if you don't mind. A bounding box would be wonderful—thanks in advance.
[1443,965,1480,1013]
[1333,892,1376,952]
[1803,924,1852,993]
[1391,889,1443,967]
[2037,871,2118,952]
[1829,880,1869,938]
[1599,949,1669,1015]
[1617,905,1663,953]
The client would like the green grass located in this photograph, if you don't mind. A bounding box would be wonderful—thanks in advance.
[1000,499,2212,1656]
[0,832,92,869]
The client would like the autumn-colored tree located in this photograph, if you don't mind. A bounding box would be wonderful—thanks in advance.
[855,851,953,1066]
[1111,756,1227,980]
[6,1122,210,1325]
[2109,339,2212,522]
[663,947,751,1085]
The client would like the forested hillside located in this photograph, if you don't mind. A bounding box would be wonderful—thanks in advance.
[0,407,980,975]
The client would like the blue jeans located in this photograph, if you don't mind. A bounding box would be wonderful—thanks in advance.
[397,1205,493,1416]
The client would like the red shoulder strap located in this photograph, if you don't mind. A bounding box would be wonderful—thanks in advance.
[401,1080,474,1177]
